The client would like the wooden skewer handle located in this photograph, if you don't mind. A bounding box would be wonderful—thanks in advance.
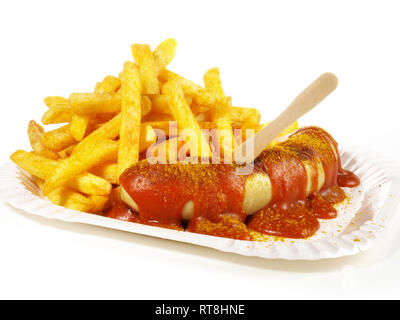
[237,72,338,164]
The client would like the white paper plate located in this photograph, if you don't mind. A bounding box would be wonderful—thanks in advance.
[1,145,400,260]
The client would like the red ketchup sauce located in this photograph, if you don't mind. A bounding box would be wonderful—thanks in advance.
[107,127,360,240]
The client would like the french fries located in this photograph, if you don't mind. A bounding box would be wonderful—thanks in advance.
[10,38,300,215]
[43,139,119,195]
[10,151,112,196]
[41,124,76,151]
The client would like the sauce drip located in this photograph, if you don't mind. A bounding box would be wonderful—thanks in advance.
[248,127,356,238]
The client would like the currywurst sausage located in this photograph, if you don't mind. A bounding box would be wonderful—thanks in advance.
[118,127,360,238]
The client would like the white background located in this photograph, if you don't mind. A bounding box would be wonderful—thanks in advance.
[1,0,400,299]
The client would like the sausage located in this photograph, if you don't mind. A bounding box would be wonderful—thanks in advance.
[119,126,342,223]
[120,156,327,219]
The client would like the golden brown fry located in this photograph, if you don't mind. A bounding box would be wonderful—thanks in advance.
[203,67,225,98]
[89,194,110,212]
[94,113,118,123]
[153,38,178,71]
[70,92,121,114]
[27,120,59,160]
[142,112,174,122]
[139,123,157,152]
[162,80,211,158]
[118,61,142,175]
[47,187,108,213]
[191,104,209,116]
[149,94,170,114]
[43,96,68,108]
[69,92,150,116]
[43,139,119,195]
[69,114,90,141]
[10,150,112,196]
[131,44,159,94]
[143,121,171,136]
[144,120,217,137]
[203,68,233,158]
[141,95,152,117]
[158,69,217,108]
[42,104,73,124]
[57,143,77,159]
[69,75,122,141]
[231,106,261,129]
[72,114,121,155]
[41,124,77,151]
[150,94,192,115]
[90,162,119,185]
[94,75,121,93]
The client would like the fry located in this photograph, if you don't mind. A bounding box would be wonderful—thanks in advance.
[147,137,183,164]
[11,150,112,195]
[41,124,76,151]
[144,120,218,137]
[70,92,121,114]
[43,96,68,108]
[141,95,152,117]
[150,94,171,114]
[153,38,178,71]
[42,104,73,124]
[203,67,225,98]
[118,61,142,175]
[43,139,119,195]
[57,143,77,158]
[69,76,122,141]
[72,114,121,155]
[203,68,233,158]
[191,104,209,116]
[47,187,108,213]
[69,114,90,141]
[150,94,192,115]
[158,69,217,108]
[143,121,171,136]
[94,113,118,123]
[69,92,151,116]
[162,80,211,158]
[90,162,119,184]
[94,75,121,94]
[131,44,159,94]
[139,123,157,152]
[231,106,261,129]
[27,120,59,160]
[142,112,174,122]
